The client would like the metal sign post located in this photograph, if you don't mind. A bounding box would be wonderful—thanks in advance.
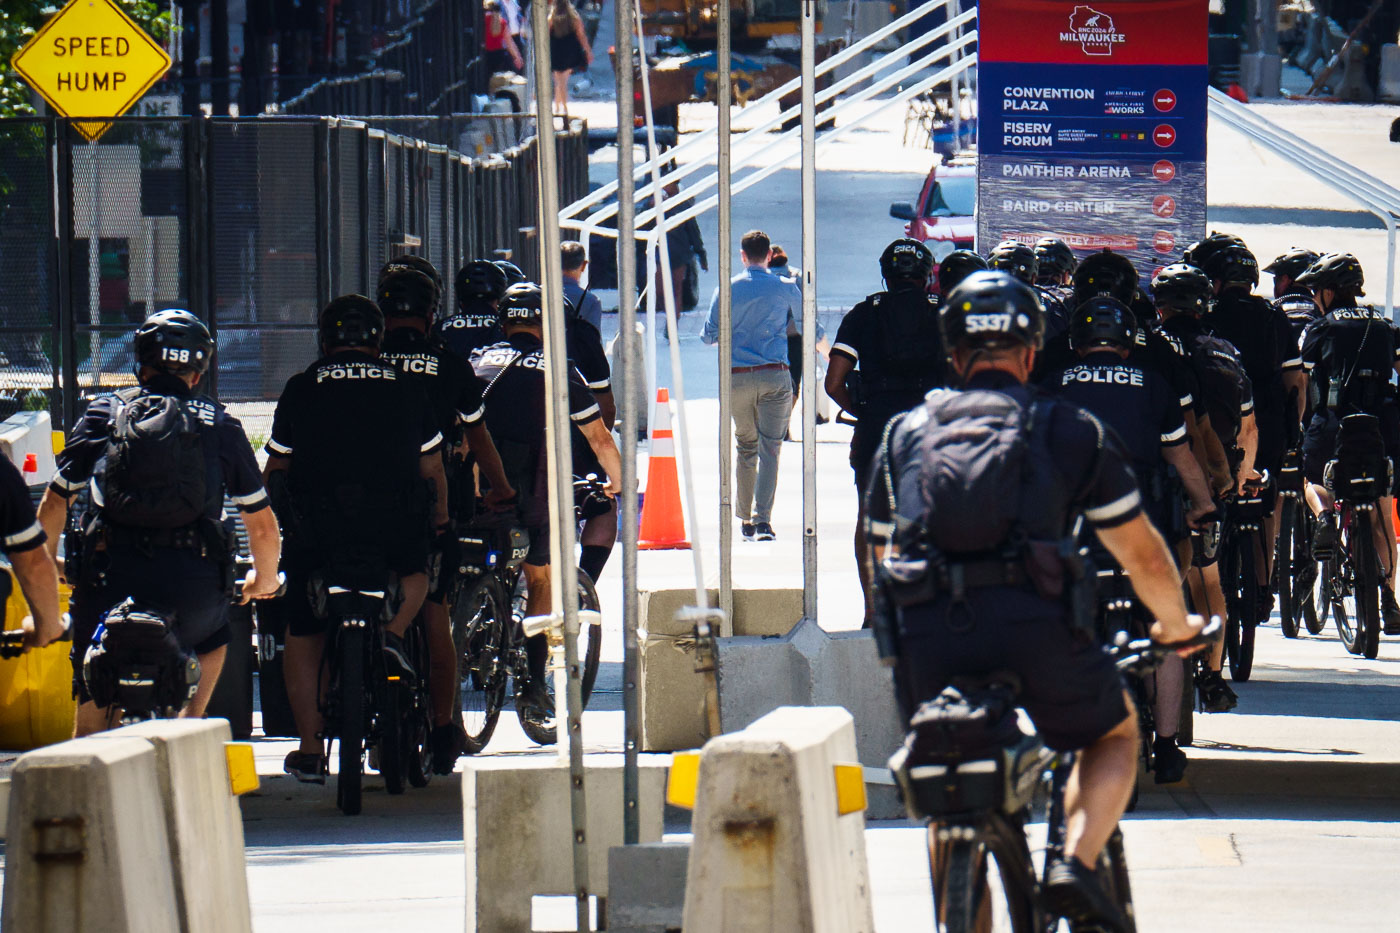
[718,0,735,623]
[615,0,643,848]
[800,0,818,622]
[527,0,590,927]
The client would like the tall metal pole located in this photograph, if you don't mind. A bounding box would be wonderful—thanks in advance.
[615,0,643,848]
[527,2,590,927]
[717,0,735,623]
[800,0,818,622]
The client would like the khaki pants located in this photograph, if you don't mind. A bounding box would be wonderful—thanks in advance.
[731,368,792,524]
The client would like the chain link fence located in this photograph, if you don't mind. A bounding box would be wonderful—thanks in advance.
[0,114,588,433]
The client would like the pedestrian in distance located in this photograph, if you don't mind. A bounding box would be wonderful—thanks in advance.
[561,240,605,331]
[703,230,803,542]
[770,244,829,441]
[548,0,593,115]
[37,309,283,737]
[483,0,525,73]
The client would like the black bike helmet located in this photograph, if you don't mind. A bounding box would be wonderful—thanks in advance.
[319,294,385,350]
[134,308,214,376]
[1182,231,1246,270]
[1202,244,1260,287]
[498,282,545,324]
[1069,296,1137,352]
[879,237,935,287]
[377,267,439,320]
[1071,249,1139,306]
[987,240,1039,285]
[937,249,988,296]
[940,271,1046,358]
[495,260,528,287]
[456,260,508,305]
[1034,237,1077,281]
[1263,248,1321,283]
[379,256,442,309]
[1295,252,1366,296]
[1150,263,1213,315]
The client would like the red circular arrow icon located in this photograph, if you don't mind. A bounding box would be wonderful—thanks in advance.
[1153,231,1176,254]
[1153,124,1177,148]
[1154,89,1177,112]
[1152,195,1177,218]
[1153,160,1177,182]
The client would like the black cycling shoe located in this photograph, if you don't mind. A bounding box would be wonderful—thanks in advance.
[430,723,466,773]
[383,632,416,681]
[1152,735,1188,784]
[1383,588,1400,636]
[517,678,555,719]
[283,750,327,785]
[1042,857,1129,933]
[1311,514,1339,560]
[1198,669,1238,713]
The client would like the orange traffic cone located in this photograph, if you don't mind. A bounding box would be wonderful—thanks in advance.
[638,388,691,550]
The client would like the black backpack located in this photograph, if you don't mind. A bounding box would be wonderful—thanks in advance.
[916,390,1056,555]
[1184,333,1249,447]
[82,599,199,714]
[1328,413,1391,502]
[100,387,210,529]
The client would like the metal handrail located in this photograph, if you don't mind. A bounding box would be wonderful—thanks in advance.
[560,0,964,220]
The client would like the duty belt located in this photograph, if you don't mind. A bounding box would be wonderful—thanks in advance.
[884,555,1031,607]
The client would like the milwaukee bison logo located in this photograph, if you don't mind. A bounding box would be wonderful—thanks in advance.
[1062,6,1125,56]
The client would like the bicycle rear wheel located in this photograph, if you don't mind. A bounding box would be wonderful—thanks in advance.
[1098,828,1139,933]
[336,627,365,816]
[1224,530,1258,681]
[379,661,405,796]
[934,834,1036,933]
[453,576,508,754]
[1351,511,1382,659]
[517,568,604,746]
[1277,501,1299,639]
[404,621,433,788]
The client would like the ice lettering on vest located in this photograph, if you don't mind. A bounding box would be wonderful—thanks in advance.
[184,398,217,426]
[384,353,440,376]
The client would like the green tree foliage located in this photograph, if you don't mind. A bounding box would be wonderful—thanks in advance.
[1,1,171,119]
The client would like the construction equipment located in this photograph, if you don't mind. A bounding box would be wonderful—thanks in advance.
[639,0,824,47]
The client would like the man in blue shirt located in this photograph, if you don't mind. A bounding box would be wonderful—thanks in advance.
[703,230,802,541]
[561,241,605,331]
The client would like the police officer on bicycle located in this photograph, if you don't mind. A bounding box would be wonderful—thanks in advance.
[378,263,517,769]
[1267,248,1323,345]
[988,239,1069,336]
[867,270,1205,930]
[265,295,448,782]
[1296,253,1400,633]
[825,238,946,625]
[37,309,282,736]
[1042,296,1216,783]
[470,283,623,722]
[1,455,63,650]
[1034,236,1077,299]
[437,260,509,363]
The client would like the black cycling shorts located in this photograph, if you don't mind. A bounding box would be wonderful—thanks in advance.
[893,588,1131,752]
[1302,407,1400,496]
[524,523,550,566]
[68,550,231,704]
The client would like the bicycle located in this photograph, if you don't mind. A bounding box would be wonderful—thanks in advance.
[1219,472,1271,681]
[314,566,435,816]
[1317,427,1391,659]
[891,618,1222,933]
[1275,450,1325,638]
[449,478,606,751]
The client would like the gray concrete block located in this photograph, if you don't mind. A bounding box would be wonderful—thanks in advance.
[717,619,907,819]
[607,842,689,932]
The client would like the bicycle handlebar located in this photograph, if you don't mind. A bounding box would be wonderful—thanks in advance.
[1109,615,1222,675]
[0,613,73,659]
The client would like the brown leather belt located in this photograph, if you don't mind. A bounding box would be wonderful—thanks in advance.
[731,362,789,374]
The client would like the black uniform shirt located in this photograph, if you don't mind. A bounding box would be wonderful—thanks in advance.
[434,298,504,363]
[866,370,1144,537]
[266,350,442,497]
[1045,350,1187,476]
[380,327,487,436]
[1300,305,1400,415]
[470,332,602,447]
[1274,287,1320,347]
[1208,291,1300,458]
[566,317,612,394]
[52,374,269,516]
[831,287,946,429]
[0,457,44,554]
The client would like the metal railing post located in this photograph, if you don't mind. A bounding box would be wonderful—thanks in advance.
[615,0,643,849]
[527,0,590,926]
[718,0,735,624]
[800,0,818,622]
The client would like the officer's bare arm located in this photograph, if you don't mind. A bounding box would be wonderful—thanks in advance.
[11,545,63,648]
[595,389,617,431]
[262,454,289,482]
[825,356,856,413]
[1284,369,1307,423]
[1161,442,1213,521]
[1186,410,1232,496]
[240,506,283,603]
[35,487,69,567]
[1236,411,1259,489]
[420,453,450,528]
[580,419,623,497]
[462,422,515,503]
[1094,514,1195,644]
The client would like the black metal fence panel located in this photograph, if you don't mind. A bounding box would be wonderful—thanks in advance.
[0,114,588,429]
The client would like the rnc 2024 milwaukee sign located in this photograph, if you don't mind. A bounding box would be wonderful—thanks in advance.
[976,0,1208,280]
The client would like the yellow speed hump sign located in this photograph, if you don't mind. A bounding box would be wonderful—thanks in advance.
[10,0,173,141]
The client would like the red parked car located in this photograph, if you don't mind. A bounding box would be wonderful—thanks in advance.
[889,157,976,293]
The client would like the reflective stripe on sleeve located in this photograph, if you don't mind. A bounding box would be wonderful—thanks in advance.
[230,489,269,510]
[421,432,444,453]
[4,521,43,550]
[50,470,83,494]
[831,342,858,361]
[266,438,293,455]
[1161,424,1187,444]
[1084,489,1142,525]
[587,378,612,392]
[460,405,486,425]
[571,403,601,423]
